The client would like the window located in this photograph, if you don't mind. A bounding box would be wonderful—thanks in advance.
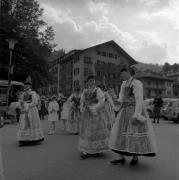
[96,50,100,55]
[156,82,159,87]
[97,71,101,77]
[84,68,89,76]
[109,53,113,58]
[74,80,80,87]
[167,91,171,95]
[84,56,92,64]
[54,87,57,93]
[97,60,100,65]
[114,54,117,59]
[102,51,106,56]
[96,60,105,65]
[108,62,111,67]
[74,68,80,75]
[74,56,79,63]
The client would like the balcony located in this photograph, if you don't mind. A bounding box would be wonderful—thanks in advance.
[144,85,165,90]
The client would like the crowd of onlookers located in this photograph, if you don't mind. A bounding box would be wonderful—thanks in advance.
[35,93,67,121]
[6,91,68,124]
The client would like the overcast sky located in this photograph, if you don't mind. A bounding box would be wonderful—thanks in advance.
[38,0,179,65]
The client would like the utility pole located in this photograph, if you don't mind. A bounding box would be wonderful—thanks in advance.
[57,62,60,96]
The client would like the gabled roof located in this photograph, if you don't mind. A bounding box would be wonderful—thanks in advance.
[135,71,174,81]
[51,40,137,65]
[81,40,137,65]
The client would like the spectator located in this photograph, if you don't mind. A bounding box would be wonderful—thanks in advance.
[48,95,59,135]
[153,95,163,123]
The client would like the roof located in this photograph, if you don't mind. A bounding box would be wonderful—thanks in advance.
[135,72,174,81]
[166,71,179,77]
[51,40,137,65]
[81,40,137,65]
[0,80,24,86]
[58,50,82,64]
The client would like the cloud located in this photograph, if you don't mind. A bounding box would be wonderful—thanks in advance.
[136,30,167,46]
[86,0,109,15]
[38,0,178,65]
[41,3,80,31]
[135,41,167,64]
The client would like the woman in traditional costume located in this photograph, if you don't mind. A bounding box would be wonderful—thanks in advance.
[79,75,109,159]
[48,95,59,135]
[66,87,81,134]
[17,76,44,146]
[61,99,71,131]
[109,66,157,165]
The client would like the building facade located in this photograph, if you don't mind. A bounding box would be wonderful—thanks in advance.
[59,40,136,96]
[166,71,179,97]
[135,71,174,98]
[40,40,137,97]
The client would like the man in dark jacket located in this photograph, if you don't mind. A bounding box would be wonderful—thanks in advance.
[153,95,163,123]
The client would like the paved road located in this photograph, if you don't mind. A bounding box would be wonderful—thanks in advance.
[1,119,179,180]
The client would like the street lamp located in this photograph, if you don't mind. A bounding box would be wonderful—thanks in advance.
[6,38,18,107]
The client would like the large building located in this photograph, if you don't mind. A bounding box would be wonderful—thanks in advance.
[135,71,174,98]
[40,40,137,97]
[166,71,179,97]
[58,40,136,96]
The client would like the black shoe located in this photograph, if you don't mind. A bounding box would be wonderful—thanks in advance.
[153,121,155,123]
[110,158,125,165]
[80,152,88,160]
[73,133,79,135]
[130,157,138,166]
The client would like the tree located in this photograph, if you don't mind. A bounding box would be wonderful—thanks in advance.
[162,62,179,73]
[163,62,171,72]
[172,63,179,72]
[0,0,56,89]
[52,49,66,58]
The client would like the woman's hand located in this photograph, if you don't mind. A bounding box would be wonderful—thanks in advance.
[80,107,85,113]
[113,105,120,112]
[131,117,144,126]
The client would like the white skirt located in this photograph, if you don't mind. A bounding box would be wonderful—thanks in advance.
[61,102,71,120]
[48,112,58,122]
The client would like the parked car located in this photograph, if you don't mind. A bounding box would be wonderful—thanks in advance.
[172,100,179,123]
[144,98,177,119]
[161,99,179,123]
[160,98,178,120]
[0,80,24,127]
